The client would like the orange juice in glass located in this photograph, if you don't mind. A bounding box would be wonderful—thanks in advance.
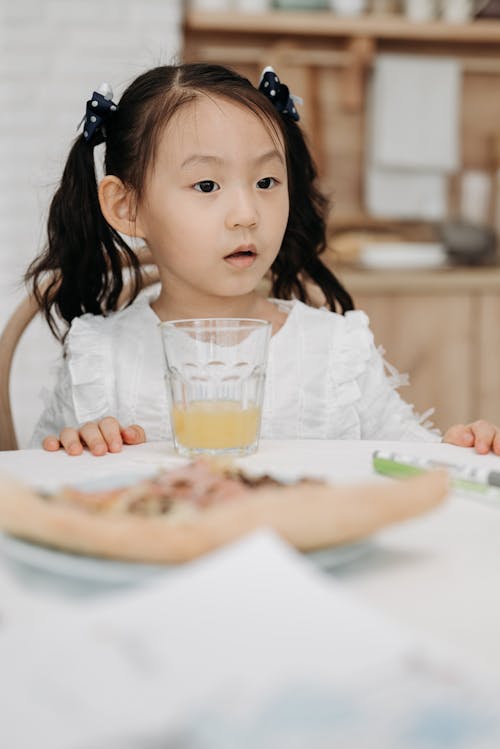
[160,319,271,456]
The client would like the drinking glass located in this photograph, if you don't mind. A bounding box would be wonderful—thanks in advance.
[160,318,271,456]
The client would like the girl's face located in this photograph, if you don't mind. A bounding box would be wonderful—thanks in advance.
[134,95,289,308]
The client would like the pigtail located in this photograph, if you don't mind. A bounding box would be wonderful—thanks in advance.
[25,135,142,341]
[271,117,354,315]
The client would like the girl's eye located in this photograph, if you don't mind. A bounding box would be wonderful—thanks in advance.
[194,180,219,193]
[257,177,276,189]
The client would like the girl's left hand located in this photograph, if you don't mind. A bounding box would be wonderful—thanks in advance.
[443,420,500,455]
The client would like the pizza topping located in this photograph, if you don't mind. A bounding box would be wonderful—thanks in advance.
[46,458,284,517]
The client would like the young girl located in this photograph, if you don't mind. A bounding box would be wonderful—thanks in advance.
[27,63,500,456]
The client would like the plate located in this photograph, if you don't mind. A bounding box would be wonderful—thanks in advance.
[0,532,372,588]
[0,471,373,588]
[359,242,448,270]
[307,539,373,570]
[0,532,167,585]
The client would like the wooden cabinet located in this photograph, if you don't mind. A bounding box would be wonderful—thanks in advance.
[477,293,500,424]
[339,268,500,431]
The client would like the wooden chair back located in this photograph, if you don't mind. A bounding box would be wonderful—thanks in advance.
[0,253,159,451]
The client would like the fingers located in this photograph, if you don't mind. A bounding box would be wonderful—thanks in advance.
[121,424,147,445]
[469,419,497,455]
[443,420,500,455]
[98,417,124,453]
[70,418,128,456]
[44,419,147,456]
[59,427,85,456]
[493,431,500,456]
[442,424,473,448]
[42,435,62,452]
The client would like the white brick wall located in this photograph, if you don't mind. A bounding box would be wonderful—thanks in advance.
[1,0,183,447]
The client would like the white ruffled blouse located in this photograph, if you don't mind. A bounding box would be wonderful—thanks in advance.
[31,295,441,446]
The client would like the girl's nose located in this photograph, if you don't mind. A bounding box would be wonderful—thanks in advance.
[225,189,258,230]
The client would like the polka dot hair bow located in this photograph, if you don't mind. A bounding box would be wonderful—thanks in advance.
[78,82,118,145]
[258,66,302,122]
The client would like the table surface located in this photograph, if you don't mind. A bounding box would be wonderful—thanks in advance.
[1,438,500,672]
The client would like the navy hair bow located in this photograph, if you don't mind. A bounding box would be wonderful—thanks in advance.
[78,83,118,144]
[258,67,301,122]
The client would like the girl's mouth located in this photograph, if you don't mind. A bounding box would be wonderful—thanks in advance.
[224,246,257,269]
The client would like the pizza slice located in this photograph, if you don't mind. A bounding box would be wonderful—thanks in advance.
[0,458,448,564]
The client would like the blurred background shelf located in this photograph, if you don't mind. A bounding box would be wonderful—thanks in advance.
[186,11,500,43]
[184,10,500,219]
[183,10,500,429]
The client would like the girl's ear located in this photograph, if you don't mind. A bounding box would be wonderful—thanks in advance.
[98,176,146,238]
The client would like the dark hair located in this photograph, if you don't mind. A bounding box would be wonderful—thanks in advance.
[26,62,353,340]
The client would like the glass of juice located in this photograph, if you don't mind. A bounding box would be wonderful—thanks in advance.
[160,318,271,456]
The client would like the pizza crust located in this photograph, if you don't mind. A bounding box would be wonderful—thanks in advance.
[0,469,448,564]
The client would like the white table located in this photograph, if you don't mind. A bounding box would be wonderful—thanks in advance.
[2,439,500,748]
[1,438,499,669]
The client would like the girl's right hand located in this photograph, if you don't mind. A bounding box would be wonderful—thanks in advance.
[42,417,146,456]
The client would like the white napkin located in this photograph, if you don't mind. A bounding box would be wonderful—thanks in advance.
[365,54,460,220]
[365,165,447,219]
[370,54,460,172]
[1,530,500,748]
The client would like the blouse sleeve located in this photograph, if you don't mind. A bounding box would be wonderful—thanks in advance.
[30,355,80,447]
[29,315,114,447]
[354,335,441,443]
